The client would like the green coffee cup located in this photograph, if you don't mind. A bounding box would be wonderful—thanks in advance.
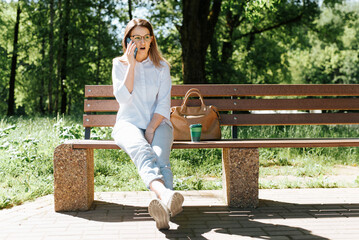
[190,124,202,142]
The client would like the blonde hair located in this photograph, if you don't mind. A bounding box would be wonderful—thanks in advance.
[118,18,170,68]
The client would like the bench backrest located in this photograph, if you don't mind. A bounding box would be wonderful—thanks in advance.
[83,84,359,139]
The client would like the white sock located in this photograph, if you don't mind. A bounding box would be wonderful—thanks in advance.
[160,189,173,205]
[151,180,168,199]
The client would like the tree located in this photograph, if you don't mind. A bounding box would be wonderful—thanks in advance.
[7,2,21,116]
[179,0,222,84]
[0,2,12,115]
[1,0,356,116]
[59,0,70,114]
[206,0,323,84]
[128,0,133,20]
[289,2,359,85]
[153,0,321,84]
[0,0,121,115]
[48,0,55,113]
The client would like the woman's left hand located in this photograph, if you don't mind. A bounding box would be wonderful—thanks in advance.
[145,129,155,144]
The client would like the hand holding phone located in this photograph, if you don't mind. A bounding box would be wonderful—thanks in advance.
[126,37,138,59]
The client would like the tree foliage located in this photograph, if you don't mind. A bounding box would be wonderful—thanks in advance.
[289,2,359,84]
[1,0,120,115]
[0,0,358,116]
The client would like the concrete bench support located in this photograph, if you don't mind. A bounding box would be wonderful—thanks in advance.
[53,144,94,212]
[222,148,259,208]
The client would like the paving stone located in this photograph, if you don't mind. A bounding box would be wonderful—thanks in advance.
[261,237,291,240]
[82,236,119,240]
[228,227,264,234]
[6,236,45,240]
[1,189,359,239]
[251,213,284,219]
[265,230,305,236]
[291,236,326,240]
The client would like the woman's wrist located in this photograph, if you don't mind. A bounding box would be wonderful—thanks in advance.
[146,127,155,133]
[128,63,136,69]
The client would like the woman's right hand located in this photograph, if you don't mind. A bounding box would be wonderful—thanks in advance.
[126,40,137,66]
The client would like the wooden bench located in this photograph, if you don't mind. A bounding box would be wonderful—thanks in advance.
[53,84,359,212]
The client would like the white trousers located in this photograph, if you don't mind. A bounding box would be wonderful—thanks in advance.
[112,121,174,189]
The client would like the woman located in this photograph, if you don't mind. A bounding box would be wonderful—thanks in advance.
[111,18,184,230]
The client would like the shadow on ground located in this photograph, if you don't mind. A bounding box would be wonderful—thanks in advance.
[61,199,359,239]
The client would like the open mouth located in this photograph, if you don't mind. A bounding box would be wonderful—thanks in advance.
[140,47,146,50]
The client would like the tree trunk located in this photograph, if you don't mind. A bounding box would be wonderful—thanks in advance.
[48,0,54,114]
[60,0,70,114]
[210,36,220,83]
[221,11,239,65]
[96,1,102,84]
[7,3,21,116]
[180,0,222,84]
[128,0,132,21]
[40,36,45,114]
[55,0,63,113]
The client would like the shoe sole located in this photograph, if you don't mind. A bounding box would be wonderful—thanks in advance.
[168,192,184,217]
[148,199,170,230]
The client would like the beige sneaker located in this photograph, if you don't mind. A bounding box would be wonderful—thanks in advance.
[167,192,184,217]
[148,199,170,230]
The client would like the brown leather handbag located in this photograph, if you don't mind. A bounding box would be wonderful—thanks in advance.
[170,88,221,141]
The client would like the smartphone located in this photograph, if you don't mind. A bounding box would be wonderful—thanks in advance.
[126,37,137,58]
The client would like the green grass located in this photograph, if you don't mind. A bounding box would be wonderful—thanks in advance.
[0,116,358,209]
[0,116,60,209]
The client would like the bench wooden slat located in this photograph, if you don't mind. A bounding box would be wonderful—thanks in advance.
[171,84,359,97]
[83,114,116,127]
[84,99,119,112]
[85,84,359,97]
[84,98,359,112]
[171,98,359,111]
[221,113,359,125]
[69,138,359,149]
[85,85,113,98]
[83,113,359,127]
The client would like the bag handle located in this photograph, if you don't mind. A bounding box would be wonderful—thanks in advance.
[180,88,206,113]
[183,88,201,99]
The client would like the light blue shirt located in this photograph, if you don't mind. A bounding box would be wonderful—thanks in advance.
[112,57,172,130]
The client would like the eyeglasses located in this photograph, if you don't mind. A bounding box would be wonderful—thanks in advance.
[131,34,152,42]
